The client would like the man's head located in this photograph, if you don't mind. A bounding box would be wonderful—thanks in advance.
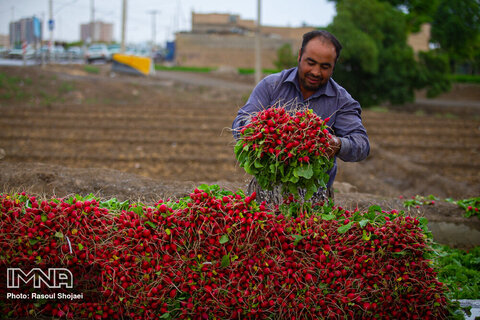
[299,30,342,63]
[297,30,342,98]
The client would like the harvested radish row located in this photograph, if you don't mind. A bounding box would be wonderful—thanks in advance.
[0,186,453,319]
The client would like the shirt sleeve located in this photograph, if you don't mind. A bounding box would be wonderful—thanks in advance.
[333,98,370,162]
[232,78,272,139]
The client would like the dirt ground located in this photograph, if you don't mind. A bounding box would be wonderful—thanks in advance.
[1,64,479,247]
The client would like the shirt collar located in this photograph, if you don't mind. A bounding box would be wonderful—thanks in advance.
[285,67,336,99]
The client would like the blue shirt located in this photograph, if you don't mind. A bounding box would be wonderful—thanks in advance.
[232,67,370,188]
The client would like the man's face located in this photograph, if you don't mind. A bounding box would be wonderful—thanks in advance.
[297,37,336,96]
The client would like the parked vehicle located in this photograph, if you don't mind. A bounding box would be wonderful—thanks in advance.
[52,46,66,60]
[8,48,35,59]
[85,44,109,63]
[0,48,9,58]
[107,44,121,61]
[66,46,83,59]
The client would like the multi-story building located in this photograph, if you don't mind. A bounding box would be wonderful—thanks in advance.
[80,21,113,43]
[0,34,9,48]
[9,16,43,49]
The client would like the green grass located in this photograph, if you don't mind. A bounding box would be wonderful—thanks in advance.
[0,72,31,88]
[238,67,280,75]
[368,106,390,113]
[451,74,480,84]
[0,72,33,101]
[434,112,459,119]
[414,109,426,116]
[0,71,77,107]
[153,65,281,75]
[154,65,215,73]
[83,65,100,74]
[58,81,75,94]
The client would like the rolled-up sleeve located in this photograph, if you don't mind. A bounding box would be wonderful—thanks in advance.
[232,78,273,139]
[334,99,370,162]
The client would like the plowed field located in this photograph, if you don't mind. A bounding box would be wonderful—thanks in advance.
[1,65,479,202]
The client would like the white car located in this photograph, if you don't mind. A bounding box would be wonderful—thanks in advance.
[66,46,83,59]
[8,48,35,59]
[85,44,109,63]
[107,44,121,61]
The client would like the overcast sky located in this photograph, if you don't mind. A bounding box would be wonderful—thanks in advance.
[0,0,336,45]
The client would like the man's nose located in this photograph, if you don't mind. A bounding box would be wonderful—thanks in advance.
[310,65,321,77]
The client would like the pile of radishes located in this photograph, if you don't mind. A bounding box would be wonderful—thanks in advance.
[0,186,451,319]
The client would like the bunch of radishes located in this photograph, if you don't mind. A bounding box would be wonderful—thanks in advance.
[235,107,334,200]
[0,188,452,319]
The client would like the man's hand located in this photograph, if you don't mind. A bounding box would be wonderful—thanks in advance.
[325,135,341,158]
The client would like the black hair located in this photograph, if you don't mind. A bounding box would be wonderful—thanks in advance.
[300,30,342,63]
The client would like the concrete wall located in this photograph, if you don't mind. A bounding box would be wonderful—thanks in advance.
[181,13,431,70]
[175,28,314,69]
[191,13,256,34]
[177,12,316,69]
[407,23,431,53]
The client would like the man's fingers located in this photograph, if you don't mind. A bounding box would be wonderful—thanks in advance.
[326,136,341,158]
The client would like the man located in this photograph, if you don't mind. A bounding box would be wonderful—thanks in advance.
[232,30,370,203]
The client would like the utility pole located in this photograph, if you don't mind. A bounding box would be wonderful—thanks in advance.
[41,12,46,67]
[148,10,159,55]
[49,0,53,62]
[254,0,262,84]
[10,7,15,49]
[121,0,127,53]
[90,0,95,43]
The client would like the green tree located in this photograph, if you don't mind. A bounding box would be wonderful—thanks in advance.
[274,43,298,70]
[416,50,451,97]
[326,0,450,107]
[378,0,440,31]
[330,0,440,31]
[430,0,480,72]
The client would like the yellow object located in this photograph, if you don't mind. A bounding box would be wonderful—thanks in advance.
[111,54,154,76]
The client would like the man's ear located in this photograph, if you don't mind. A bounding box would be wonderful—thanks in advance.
[297,49,302,63]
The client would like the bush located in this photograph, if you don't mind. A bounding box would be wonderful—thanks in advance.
[273,43,297,71]
[450,74,480,84]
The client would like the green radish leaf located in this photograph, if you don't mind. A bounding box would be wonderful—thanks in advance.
[221,254,230,268]
[294,164,313,179]
[368,205,382,214]
[321,214,335,221]
[418,217,428,225]
[219,234,229,244]
[269,163,276,174]
[292,234,305,246]
[145,221,156,229]
[359,219,369,228]
[234,140,243,155]
[338,221,354,234]
[289,175,299,183]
